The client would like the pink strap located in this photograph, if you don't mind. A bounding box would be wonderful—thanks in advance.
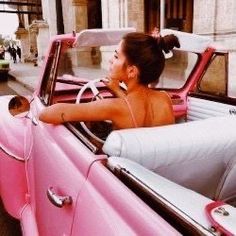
[123,97,138,128]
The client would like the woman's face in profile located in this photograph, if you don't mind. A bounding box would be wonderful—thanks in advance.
[108,40,128,82]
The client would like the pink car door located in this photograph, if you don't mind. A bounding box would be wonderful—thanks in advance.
[27,97,102,236]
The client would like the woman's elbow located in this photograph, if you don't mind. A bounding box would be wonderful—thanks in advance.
[39,108,60,124]
[39,110,50,123]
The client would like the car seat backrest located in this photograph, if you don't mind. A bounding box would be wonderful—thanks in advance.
[103,116,236,201]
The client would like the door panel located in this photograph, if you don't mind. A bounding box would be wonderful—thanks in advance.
[28,97,103,236]
[187,96,236,121]
[72,161,179,236]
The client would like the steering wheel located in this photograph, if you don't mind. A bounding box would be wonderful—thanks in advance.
[76,78,112,144]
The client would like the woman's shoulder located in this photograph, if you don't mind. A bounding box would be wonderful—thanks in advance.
[148,90,173,110]
[149,89,170,99]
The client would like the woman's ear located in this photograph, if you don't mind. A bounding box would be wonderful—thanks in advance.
[127,65,139,79]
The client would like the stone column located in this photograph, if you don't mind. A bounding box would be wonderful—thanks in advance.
[62,0,90,66]
[127,0,144,31]
[101,0,144,70]
[102,0,129,28]
[28,24,38,63]
[101,0,144,30]
[36,21,49,66]
[41,0,57,36]
[193,0,216,36]
[15,27,29,62]
[101,0,126,70]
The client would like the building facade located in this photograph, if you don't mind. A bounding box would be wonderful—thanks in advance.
[14,0,236,78]
[9,0,43,62]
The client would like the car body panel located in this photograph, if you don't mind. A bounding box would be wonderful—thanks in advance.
[26,97,106,235]
[0,150,27,218]
[0,95,26,159]
[0,28,235,235]
[21,204,39,236]
[0,95,28,218]
[71,161,180,236]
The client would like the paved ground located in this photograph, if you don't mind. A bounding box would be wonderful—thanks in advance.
[0,200,21,236]
[8,61,41,93]
[0,79,16,95]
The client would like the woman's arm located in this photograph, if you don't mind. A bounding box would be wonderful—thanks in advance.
[39,98,122,125]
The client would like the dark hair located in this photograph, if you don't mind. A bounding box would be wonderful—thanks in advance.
[122,32,180,84]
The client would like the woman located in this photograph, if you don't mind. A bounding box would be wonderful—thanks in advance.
[39,32,180,129]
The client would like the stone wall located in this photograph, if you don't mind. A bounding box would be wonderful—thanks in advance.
[193,0,236,44]
[36,22,49,65]
[193,0,236,92]
[127,0,144,31]
[63,0,88,33]
[102,0,126,28]
[41,0,57,37]
[101,0,144,30]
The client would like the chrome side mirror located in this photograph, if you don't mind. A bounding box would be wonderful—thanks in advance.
[8,95,30,117]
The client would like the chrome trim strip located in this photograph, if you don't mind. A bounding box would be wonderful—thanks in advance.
[0,145,25,162]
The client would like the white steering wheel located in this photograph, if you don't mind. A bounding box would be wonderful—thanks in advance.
[76,78,110,144]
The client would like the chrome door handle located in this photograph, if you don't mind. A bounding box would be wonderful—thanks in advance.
[47,187,72,208]
[229,108,236,115]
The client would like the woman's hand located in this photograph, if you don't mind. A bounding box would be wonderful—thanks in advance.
[102,77,126,98]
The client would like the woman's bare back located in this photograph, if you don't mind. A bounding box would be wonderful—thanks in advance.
[112,88,174,129]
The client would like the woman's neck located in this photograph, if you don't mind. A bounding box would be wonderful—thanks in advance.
[127,80,146,95]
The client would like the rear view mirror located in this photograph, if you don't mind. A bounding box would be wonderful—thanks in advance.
[8,95,30,117]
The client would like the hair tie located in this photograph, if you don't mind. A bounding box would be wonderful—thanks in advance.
[151,27,166,52]
[151,27,160,39]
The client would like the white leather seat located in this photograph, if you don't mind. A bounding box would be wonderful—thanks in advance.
[103,116,236,202]
[107,157,236,235]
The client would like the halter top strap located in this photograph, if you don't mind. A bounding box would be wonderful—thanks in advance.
[123,96,138,128]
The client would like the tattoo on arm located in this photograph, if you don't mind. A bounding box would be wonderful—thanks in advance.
[61,112,66,122]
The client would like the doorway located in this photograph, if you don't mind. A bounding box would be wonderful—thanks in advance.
[144,0,193,33]
[88,0,102,29]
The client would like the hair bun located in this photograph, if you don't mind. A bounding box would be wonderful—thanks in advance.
[158,34,180,53]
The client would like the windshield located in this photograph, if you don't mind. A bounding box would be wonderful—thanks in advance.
[151,50,198,89]
[55,46,199,90]
[57,45,111,82]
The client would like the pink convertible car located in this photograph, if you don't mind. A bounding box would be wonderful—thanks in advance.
[0,28,236,235]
